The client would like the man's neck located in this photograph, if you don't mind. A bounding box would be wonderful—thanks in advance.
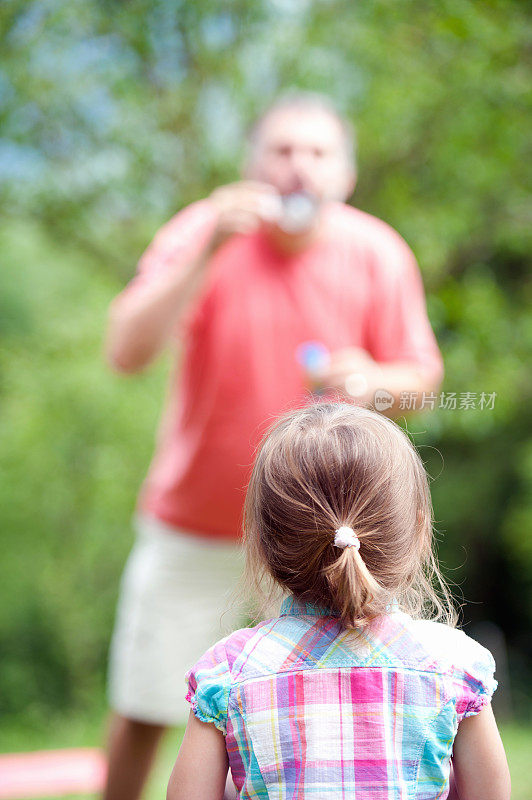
[263,214,325,255]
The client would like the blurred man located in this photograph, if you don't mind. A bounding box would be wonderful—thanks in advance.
[103,92,443,800]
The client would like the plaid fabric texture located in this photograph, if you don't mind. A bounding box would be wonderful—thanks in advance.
[185,595,496,799]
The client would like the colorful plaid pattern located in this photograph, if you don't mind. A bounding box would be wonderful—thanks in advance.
[185,595,496,799]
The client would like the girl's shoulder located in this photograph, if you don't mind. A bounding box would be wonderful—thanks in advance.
[360,612,498,720]
[405,616,495,674]
[184,623,262,733]
[194,612,496,676]
[185,613,497,730]
[199,611,496,680]
[398,615,498,713]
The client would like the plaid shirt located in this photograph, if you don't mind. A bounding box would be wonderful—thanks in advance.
[185,595,496,799]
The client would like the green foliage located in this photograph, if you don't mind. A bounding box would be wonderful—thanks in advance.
[0,220,168,717]
[0,0,530,722]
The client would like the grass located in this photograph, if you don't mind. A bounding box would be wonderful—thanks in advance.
[1,709,530,799]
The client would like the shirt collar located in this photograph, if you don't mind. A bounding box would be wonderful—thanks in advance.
[280,594,341,618]
[280,594,401,618]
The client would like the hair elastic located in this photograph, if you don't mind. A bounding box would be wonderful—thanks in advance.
[334,526,361,550]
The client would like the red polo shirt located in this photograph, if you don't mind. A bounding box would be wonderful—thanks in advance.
[118,200,443,540]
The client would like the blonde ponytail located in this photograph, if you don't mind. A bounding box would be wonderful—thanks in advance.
[323,527,383,628]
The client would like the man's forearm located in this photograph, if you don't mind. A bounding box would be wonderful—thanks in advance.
[105,245,213,373]
[376,361,443,416]
[379,361,442,396]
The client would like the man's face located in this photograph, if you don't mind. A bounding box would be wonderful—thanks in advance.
[245,107,356,203]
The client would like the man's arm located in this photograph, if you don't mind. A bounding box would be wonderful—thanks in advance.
[105,242,214,373]
[373,358,443,416]
[338,230,444,415]
[315,347,443,417]
[105,181,278,374]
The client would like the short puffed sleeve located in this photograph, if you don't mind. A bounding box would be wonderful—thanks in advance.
[185,638,232,734]
[452,631,498,720]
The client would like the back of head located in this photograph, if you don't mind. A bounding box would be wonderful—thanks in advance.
[244,402,455,629]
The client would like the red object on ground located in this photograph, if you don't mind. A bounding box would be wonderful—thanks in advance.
[0,748,107,798]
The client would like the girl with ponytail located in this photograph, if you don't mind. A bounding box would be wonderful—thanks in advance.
[168,402,510,800]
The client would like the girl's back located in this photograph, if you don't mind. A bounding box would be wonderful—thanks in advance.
[186,594,495,799]
[169,402,509,800]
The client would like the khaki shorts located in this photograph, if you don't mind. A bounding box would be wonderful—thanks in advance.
[107,513,252,726]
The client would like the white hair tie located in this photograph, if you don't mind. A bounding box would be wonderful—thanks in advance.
[334,526,361,550]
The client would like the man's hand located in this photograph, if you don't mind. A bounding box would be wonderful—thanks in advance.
[315,346,384,406]
[207,181,280,251]
[313,346,440,417]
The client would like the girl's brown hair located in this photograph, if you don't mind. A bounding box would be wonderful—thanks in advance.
[243,402,456,629]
